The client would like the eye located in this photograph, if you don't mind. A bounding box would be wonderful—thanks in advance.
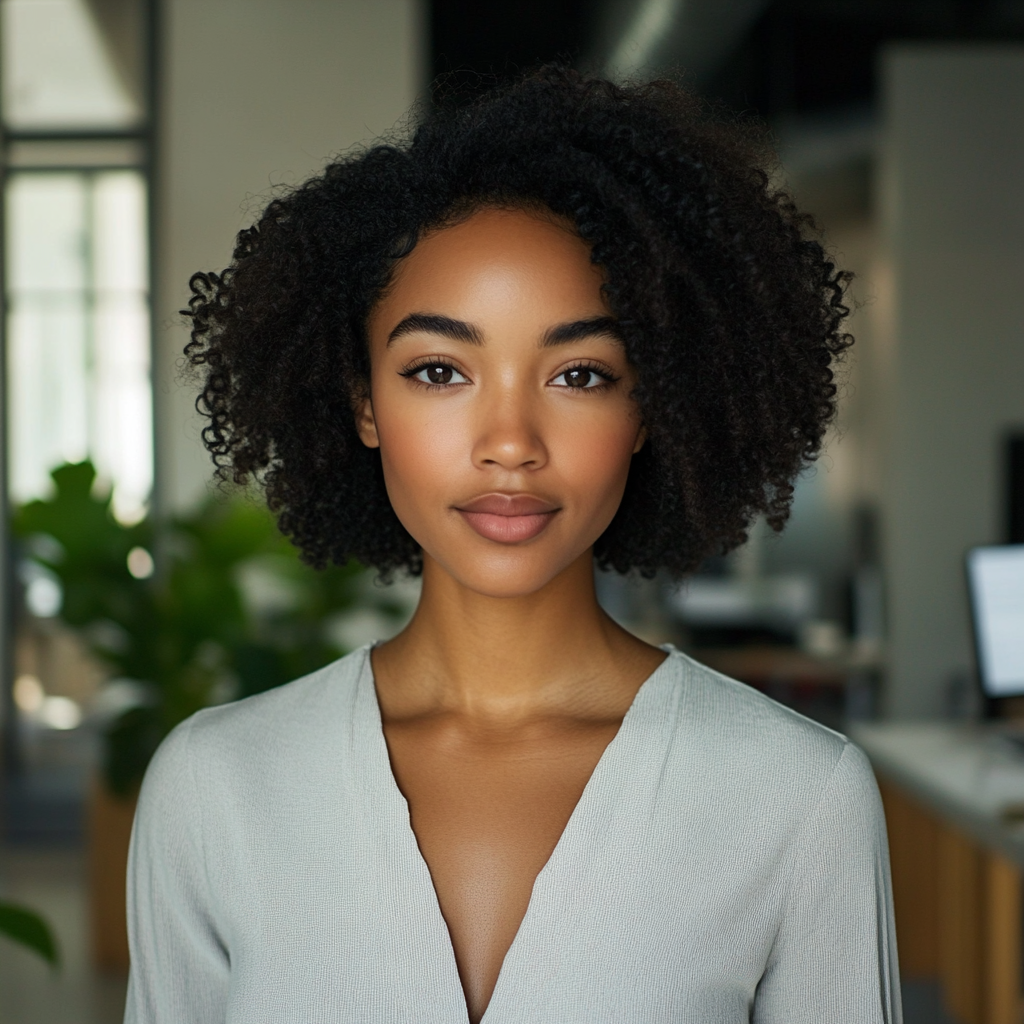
[403,362,469,386]
[551,365,615,389]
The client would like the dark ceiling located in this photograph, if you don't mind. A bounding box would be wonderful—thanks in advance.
[430,0,590,106]
[716,0,1024,117]
[430,0,1024,116]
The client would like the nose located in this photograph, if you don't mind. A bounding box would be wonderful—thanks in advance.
[471,386,548,472]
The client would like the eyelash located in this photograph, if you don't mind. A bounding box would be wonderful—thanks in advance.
[399,359,619,392]
[553,361,619,391]
[399,359,471,391]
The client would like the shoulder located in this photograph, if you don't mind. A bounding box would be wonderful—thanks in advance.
[649,649,877,826]
[140,645,372,798]
[660,648,851,762]
[195,644,369,740]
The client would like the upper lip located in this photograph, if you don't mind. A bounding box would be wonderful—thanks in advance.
[456,493,560,516]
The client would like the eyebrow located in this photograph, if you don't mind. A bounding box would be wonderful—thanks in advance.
[387,313,482,346]
[542,316,622,347]
[387,312,623,349]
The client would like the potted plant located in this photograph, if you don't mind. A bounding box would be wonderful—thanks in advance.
[13,462,408,969]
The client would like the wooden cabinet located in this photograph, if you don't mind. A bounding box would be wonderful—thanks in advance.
[880,777,1023,1024]
[88,778,136,974]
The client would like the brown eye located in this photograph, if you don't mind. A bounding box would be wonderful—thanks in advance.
[406,363,468,386]
[563,368,593,388]
[426,365,453,384]
[553,365,612,389]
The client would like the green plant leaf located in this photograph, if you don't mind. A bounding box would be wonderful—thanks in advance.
[0,902,60,966]
[12,462,399,797]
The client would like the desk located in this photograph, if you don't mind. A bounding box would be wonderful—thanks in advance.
[853,723,1024,1024]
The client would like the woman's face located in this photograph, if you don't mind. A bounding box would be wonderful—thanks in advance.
[359,206,644,599]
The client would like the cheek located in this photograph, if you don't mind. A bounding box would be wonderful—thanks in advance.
[551,403,640,503]
[373,392,467,510]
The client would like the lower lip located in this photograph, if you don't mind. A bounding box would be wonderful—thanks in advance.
[458,510,558,543]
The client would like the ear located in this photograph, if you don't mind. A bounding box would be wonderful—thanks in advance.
[354,396,380,449]
[632,424,647,454]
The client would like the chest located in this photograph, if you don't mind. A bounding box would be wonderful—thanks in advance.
[220,761,777,1024]
[216,711,787,1024]
[387,720,617,854]
[382,720,620,1021]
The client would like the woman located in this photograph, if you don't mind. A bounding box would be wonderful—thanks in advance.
[125,68,898,1023]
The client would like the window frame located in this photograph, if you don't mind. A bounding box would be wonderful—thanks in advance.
[0,0,158,776]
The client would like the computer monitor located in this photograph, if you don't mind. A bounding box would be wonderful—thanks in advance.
[967,544,1024,699]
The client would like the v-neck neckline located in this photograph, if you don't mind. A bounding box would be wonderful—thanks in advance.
[355,645,676,1024]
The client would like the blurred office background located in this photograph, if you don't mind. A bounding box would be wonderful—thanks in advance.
[1,1,1023,1022]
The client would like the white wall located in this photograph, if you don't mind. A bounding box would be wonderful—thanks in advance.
[880,46,1024,717]
[155,0,424,511]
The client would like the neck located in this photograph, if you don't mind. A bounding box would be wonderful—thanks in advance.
[374,551,656,723]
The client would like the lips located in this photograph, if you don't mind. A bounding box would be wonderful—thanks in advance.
[455,493,560,543]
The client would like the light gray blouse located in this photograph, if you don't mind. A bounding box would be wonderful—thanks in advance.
[124,645,901,1023]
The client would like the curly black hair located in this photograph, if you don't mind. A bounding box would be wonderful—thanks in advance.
[185,66,851,579]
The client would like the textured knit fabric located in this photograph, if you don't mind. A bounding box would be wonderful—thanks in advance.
[124,645,901,1023]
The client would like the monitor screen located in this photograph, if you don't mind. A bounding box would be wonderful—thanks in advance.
[967,544,1024,697]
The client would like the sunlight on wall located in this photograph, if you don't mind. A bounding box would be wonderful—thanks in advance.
[1,0,140,129]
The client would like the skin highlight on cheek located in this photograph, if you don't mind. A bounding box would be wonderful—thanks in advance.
[357,206,644,600]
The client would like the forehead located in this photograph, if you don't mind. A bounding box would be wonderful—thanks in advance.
[371,207,610,331]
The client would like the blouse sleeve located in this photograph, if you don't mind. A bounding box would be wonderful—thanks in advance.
[124,716,230,1024]
[753,741,902,1024]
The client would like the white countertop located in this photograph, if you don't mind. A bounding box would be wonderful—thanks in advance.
[851,722,1024,867]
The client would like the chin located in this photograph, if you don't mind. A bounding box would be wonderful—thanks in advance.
[428,543,585,600]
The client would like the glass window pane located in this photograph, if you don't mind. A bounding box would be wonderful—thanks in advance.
[1,0,142,130]
[92,170,151,522]
[6,174,88,290]
[6,174,90,502]
[93,170,146,289]
[5,170,152,522]
[7,291,91,500]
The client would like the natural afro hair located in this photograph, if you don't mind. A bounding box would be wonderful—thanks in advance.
[184,66,851,579]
